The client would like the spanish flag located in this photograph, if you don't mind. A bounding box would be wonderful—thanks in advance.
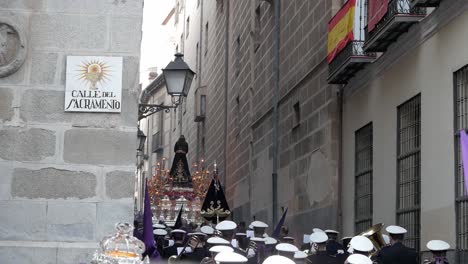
[327,0,356,64]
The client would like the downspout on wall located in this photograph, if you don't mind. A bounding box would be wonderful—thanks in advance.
[223,0,230,188]
[271,0,281,225]
[337,86,344,233]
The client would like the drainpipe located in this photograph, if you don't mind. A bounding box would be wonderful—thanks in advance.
[196,0,204,162]
[223,0,230,188]
[337,86,344,233]
[272,0,280,225]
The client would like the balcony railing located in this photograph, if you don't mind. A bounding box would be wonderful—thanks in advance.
[328,41,376,84]
[410,0,442,7]
[364,0,426,52]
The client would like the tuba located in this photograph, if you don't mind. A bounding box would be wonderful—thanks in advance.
[168,235,202,264]
[359,223,386,257]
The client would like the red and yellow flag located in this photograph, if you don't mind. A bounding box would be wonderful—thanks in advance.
[327,0,356,64]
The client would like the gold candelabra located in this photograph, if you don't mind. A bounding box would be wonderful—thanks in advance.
[192,159,212,198]
[147,158,171,206]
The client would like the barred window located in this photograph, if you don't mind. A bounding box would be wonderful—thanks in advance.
[455,65,468,262]
[396,94,421,251]
[355,123,373,233]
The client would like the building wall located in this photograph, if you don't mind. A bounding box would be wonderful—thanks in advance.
[342,0,468,254]
[0,1,143,263]
[174,0,343,241]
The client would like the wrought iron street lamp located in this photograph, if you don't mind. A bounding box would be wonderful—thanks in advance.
[138,53,195,120]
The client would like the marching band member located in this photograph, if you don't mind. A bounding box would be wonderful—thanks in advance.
[153,228,167,258]
[250,221,269,238]
[345,254,373,264]
[216,221,238,246]
[325,229,345,255]
[307,231,341,264]
[424,240,450,264]
[215,251,249,264]
[263,255,295,264]
[207,236,232,246]
[293,250,308,264]
[236,233,248,251]
[201,225,215,236]
[162,229,186,259]
[376,225,418,264]
[275,243,299,260]
[264,237,278,256]
[348,236,374,256]
[182,232,209,262]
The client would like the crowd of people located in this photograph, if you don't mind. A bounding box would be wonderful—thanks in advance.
[134,219,450,264]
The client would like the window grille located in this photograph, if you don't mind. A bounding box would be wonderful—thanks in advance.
[396,94,421,251]
[454,65,468,262]
[355,123,373,233]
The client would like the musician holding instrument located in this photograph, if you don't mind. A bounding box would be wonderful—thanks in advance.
[182,232,210,263]
[423,240,450,264]
[307,231,341,264]
[325,229,345,256]
[163,229,186,259]
[375,225,418,264]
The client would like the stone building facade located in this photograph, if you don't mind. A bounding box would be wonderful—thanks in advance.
[159,0,345,240]
[0,1,143,263]
[336,0,468,261]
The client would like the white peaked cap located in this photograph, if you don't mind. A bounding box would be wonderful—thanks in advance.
[275,243,299,252]
[346,254,372,264]
[248,225,253,229]
[294,251,308,259]
[262,255,295,264]
[264,237,278,245]
[309,231,328,243]
[325,229,339,234]
[250,237,266,242]
[153,224,166,229]
[216,220,237,231]
[427,240,450,251]
[236,233,247,236]
[312,228,324,233]
[207,237,231,245]
[201,225,215,235]
[171,229,187,234]
[209,245,235,253]
[382,234,390,245]
[385,225,407,235]
[342,236,353,241]
[153,229,168,236]
[251,221,269,228]
[349,236,373,252]
[215,251,248,263]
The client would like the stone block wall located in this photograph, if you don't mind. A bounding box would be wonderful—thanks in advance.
[0,1,143,263]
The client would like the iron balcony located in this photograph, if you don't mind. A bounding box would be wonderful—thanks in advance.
[363,0,426,52]
[410,0,442,8]
[328,41,376,85]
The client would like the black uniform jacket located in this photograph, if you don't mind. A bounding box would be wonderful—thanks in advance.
[307,251,342,264]
[163,242,184,259]
[376,242,418,264]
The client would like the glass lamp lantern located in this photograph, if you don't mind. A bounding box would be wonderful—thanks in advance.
[162,53,195,99]
[91,223,148,264]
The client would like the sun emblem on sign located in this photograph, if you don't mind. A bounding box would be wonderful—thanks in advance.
[76,60,111,90]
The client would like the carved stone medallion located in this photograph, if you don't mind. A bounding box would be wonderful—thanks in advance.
[0,19,27,78]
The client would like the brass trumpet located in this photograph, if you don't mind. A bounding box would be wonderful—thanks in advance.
[168,235,203,264]
[359,223,386,257]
